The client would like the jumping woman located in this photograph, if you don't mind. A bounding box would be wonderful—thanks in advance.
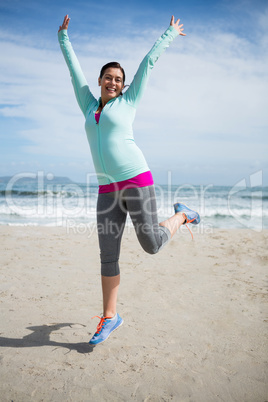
[58,14,200,345]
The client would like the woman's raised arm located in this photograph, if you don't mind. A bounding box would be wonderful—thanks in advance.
[124,15,185,108]
[58,15,97,117]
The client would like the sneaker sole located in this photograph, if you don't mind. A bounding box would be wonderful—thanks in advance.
[174,203,200,224]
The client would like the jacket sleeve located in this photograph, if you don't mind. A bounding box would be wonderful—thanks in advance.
[123,26,179,108]
[58,30,97,117]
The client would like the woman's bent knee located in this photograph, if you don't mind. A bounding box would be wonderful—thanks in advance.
[141,244,160,255]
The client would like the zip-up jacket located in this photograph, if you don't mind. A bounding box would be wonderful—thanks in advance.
[58,26,179,184]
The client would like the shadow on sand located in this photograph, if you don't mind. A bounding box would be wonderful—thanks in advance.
[0,323,94,354]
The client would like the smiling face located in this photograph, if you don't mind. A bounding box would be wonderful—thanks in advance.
[98,67,124,106]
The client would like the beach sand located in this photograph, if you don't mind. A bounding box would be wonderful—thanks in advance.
[0,225,267,401]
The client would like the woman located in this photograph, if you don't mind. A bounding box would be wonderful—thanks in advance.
[58,14,200,345]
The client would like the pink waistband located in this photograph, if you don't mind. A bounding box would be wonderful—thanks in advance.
[98,171,154,193]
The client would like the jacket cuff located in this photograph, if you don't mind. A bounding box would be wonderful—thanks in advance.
[58,29,69,41]
[166,25,180,38]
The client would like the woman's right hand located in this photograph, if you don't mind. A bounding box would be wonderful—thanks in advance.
[58,15,70,32]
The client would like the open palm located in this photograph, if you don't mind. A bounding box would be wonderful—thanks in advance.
[170,16,186,36]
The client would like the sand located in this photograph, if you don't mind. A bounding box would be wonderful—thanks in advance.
[0,225,267,402]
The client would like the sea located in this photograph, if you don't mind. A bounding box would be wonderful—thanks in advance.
[0,173,267,232]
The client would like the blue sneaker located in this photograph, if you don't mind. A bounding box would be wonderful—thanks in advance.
[174,203,200,225]
[89,313,123,345]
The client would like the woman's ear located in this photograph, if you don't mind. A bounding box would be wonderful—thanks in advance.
[98,77,101,86]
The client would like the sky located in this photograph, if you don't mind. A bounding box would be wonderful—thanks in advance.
[0,0,267,186]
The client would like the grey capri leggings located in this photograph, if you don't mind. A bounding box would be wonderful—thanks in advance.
[97,185,171,277]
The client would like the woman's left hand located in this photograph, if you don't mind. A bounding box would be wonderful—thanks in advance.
[170,16,186,36]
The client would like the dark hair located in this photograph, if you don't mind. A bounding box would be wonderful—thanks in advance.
[99,62,125,84]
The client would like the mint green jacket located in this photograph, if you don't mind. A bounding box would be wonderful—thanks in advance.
[58,26,179,185]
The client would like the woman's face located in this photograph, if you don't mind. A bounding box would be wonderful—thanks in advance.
[98,67,124,105]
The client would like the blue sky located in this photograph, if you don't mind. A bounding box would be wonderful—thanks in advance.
[0,0,267,185]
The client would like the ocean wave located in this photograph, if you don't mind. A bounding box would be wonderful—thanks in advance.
[1,189,87,198]
[0,181,268,228]
[201,208,268,218]
[240,195,268,201]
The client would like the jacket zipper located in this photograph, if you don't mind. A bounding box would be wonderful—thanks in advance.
[97,110,111,184]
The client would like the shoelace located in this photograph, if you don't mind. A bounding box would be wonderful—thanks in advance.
[182,213,195,240]
[91,315,113,334]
